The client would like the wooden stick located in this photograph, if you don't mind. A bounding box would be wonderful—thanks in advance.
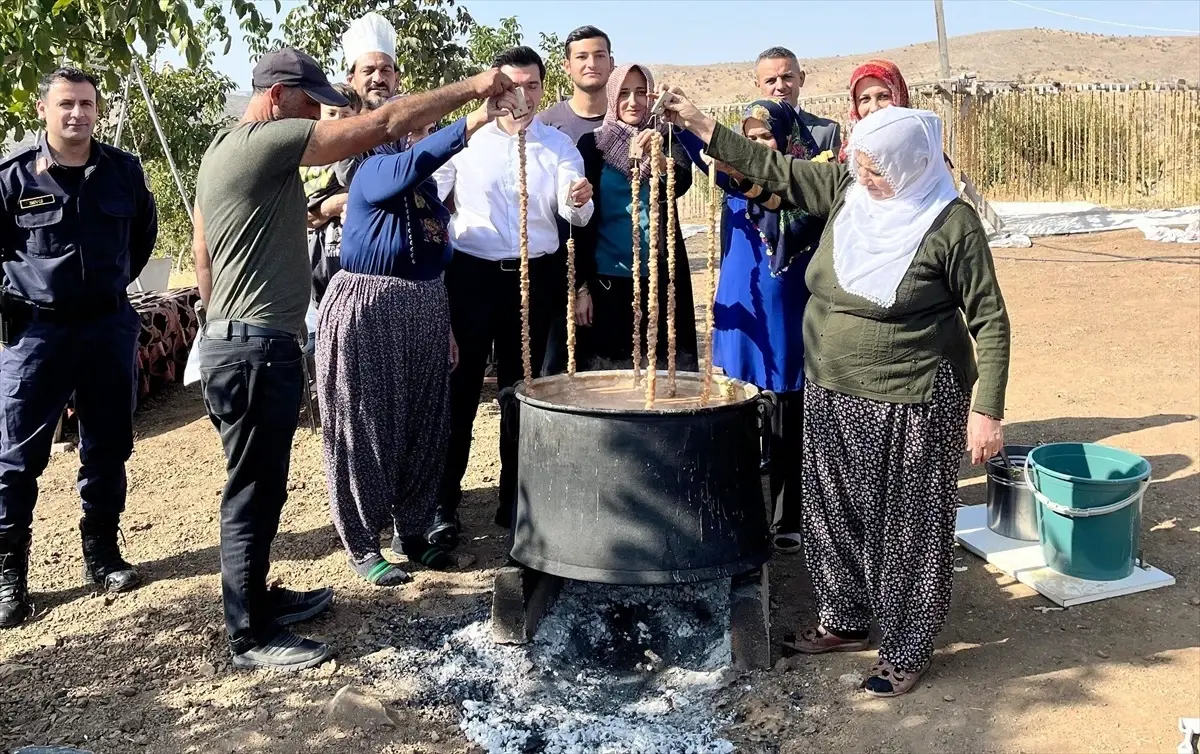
[518,130,532,390]
[700,151,719,406]
[566,231,577,377]
[645,131,664,409]
[665,127,677,397]
[629,143,644,387]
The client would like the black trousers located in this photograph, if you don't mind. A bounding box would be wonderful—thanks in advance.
[768,390,803,533]
[198,333,303,653]
[0,305,139,537]
[439,252,557,523]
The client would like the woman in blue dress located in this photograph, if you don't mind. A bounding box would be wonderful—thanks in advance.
[680,98,831,553]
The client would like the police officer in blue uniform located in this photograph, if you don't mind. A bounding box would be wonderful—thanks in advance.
[0,67,158,628]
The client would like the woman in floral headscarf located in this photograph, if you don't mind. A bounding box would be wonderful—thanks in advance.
[678,99,833,555]
[839,59,911,162]
[574,63,698,370]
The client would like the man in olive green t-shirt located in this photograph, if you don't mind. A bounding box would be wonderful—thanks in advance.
[191,47,515,672]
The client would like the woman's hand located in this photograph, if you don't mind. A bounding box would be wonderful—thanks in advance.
[568,178,592,207]
[575,287,593,327]
[448,329,459,372]
[659,86,716,144]
[967,412,1004,465]
[634,130,668,173]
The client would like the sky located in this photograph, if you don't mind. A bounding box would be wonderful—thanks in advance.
[163,0,1200,89]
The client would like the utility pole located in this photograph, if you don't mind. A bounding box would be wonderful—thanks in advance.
[934,0,951,80]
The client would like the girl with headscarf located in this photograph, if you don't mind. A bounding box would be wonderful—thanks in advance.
[573,64,698,371]
[677,99,832,555]
[841,59,956,175]
[666,95,1010,697]
[839,59,911,163]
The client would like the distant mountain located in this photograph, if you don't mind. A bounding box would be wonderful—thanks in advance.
[651,28,1198,105]
[223,92,251,119]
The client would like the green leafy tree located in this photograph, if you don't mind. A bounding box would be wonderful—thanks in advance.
[95,53,235,264]
[460,17,570,108]
[537,31,570,105]
[0,0,275,142]
[253,0,474,93]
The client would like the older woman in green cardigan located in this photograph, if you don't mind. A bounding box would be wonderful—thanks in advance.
[665,92,1010,697]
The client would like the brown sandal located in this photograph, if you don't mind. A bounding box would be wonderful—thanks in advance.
[780,626,870,656]
[862,659,929,697]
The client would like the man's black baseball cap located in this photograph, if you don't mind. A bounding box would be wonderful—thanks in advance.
[252,48,349,108]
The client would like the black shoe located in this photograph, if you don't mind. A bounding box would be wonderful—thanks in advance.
[270,586,334,626]
[0,534,32,629]
[231,630,332,671]
[422,520,459,550]
[80,517,142,593]
[411,504,460,552]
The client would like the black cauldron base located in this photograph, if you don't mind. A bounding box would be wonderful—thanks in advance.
[490,370,774,669]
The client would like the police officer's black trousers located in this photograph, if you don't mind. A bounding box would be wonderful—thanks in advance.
[0,306,139,538]
[198,333,303,653]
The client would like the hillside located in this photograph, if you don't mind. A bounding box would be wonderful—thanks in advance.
[648,28,1200,105]
[209,29,1198,118]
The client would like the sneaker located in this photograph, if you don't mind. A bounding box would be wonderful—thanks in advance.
[231,630,332,671]
[270,586,334,626]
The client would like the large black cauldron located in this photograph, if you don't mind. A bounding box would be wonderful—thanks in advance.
[508,370,772,585]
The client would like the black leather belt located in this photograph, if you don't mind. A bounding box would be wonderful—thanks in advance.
[202,320,297,341]
[456,253,553,273]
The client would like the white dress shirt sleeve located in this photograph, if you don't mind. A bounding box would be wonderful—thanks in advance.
[434,156,457,203]
[554,141,594,227]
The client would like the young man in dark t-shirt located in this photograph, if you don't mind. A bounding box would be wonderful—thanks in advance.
[536,25,613,143]
[536,26,614,376]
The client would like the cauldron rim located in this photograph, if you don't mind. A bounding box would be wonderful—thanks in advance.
[513,369,762,418]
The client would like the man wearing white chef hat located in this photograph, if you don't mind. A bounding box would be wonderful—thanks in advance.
[342,12,400,111]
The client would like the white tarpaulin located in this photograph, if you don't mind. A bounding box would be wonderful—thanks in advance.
[990,202,1200,242]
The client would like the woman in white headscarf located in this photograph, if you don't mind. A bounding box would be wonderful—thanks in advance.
[665,97,1010,696]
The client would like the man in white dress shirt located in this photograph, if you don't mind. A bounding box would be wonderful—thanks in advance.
[434,46,594,542]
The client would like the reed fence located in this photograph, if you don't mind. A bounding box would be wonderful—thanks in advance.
[678,82,1200,221]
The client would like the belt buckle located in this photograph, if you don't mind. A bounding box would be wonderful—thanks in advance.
[499,258,520,273]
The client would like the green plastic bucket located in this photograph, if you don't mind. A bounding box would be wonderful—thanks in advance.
[1026,443,1150,581]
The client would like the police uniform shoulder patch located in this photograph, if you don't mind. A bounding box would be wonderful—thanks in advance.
[18,194,56,209]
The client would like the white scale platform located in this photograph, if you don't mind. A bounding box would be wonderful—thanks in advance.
[954,504,1175,607]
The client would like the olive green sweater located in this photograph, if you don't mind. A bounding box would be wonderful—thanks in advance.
[707,123,1011,418]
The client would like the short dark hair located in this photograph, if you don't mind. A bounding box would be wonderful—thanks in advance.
[492,46,545,82]
[38,67,100,101]
[564,26,611,57]
[332,83,362,112]
[755,47,798,66]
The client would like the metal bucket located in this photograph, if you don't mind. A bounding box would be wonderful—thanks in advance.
[985,444,1039,541]
[509,370,773,585]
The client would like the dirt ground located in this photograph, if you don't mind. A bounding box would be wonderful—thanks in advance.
[1,229,1198,754]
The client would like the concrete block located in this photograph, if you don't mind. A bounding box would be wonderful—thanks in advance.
[730,566,771,670]
[491,566,563,645]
